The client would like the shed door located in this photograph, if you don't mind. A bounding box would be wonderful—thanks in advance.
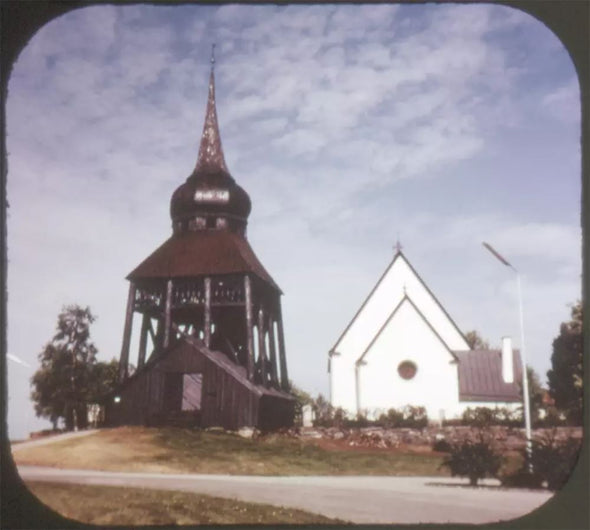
[182,373,203,411]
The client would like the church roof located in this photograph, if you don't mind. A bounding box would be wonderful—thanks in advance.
[127,230,281,291]
[330,250,469,355]
[454,349,523,402]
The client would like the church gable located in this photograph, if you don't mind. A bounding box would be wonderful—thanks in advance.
[356,296,460,417]
[330,251,469,362]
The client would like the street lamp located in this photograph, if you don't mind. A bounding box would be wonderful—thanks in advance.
[483,242,533,471]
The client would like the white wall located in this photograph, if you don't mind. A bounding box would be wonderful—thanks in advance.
[357,299,460,421]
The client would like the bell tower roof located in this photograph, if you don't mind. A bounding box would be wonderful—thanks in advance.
[194,44,230,176]
[170,46,251,233]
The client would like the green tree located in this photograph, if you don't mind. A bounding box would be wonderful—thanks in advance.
[464,330,490,350]
[88,358,120,401]
[521,366,545,425]
[30,306,98,431]
[547,302,583,424]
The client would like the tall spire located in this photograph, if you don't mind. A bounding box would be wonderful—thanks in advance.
[194,43,229,175]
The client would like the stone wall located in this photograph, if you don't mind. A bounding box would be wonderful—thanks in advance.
[297,425,583,451]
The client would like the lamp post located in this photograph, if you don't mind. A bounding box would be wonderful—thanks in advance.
[483,242,532,471]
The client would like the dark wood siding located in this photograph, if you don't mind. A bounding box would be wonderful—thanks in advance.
[105,337,293,431]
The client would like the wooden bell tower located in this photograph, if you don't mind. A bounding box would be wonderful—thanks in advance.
[117,48,290,396]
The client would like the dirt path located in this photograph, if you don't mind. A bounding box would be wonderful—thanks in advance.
[11,430,99,452]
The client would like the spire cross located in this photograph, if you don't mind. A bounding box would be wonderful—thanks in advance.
[210,43,216,68]
[394,237,403,254]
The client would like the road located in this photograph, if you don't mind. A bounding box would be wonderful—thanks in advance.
[18,466,553,524]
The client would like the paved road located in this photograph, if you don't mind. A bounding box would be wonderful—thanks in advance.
[11,430,99,452]
[18,466,553,524]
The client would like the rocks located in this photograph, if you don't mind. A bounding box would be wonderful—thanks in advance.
[289,425,583,452]
[237,427,257,439]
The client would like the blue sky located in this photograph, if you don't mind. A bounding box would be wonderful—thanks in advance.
[6,4,581,439]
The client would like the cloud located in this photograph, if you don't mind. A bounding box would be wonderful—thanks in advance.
[543,77,581,123]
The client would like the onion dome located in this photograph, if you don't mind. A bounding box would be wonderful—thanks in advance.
[171,47,251,235]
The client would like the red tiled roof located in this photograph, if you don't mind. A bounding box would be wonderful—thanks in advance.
[454,349,523,402]
[127,230,280,291]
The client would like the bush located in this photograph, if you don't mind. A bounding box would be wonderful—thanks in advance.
[432,438,453,453]
[527,432,581,490]
[460,406,521,428]
[377,406,428,429]
[502,431,581,490]
[441,432,503,486]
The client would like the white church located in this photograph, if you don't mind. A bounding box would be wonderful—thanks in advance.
[328,248,523,423]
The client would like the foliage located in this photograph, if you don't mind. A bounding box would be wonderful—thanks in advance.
[432,438,453,453]
[289,381,314,426]
[88,359,120,400]
[378,406,428,429]
[547,301,583,425]
[311,394,335,427]
[464,330,490,350]
[459,406,521,428]
[503,431,582,491]
[440,432,503,486]
[527,431,582,490]
[519,366,545,426]
[30,305,101,430]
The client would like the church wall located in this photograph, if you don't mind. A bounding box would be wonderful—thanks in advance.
[329,353,358,413]
[357,300,461,422]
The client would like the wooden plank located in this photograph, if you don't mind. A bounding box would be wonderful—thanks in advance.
[276,303,290,391]
[244,275,255,381]
[257,308,268,386]
[163,279,173,348]
[267,315,279,386]
[137,314,149,369]
[204,277,212,347]
[118,283,136,382]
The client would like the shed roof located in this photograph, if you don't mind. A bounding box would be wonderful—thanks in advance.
[454,349,522,402]
[127,230,280,292]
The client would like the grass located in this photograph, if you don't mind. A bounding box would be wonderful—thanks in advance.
[13,426,450,476]
[26,481,349,525]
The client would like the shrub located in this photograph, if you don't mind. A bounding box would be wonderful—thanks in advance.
[432,438,453,453]
[402,406,428,429]
[502,431,582,490]
[377,406,428,429]
[461,406,521,428]
[441,432,503,486]
[527,432,581,490]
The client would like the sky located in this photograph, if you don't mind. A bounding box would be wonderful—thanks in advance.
[6,3,581,440]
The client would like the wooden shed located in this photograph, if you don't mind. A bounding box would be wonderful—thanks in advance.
[105,332,294,431]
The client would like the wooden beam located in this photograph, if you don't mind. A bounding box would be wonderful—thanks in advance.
[257,307,268,387]
[118,283,136,382]
[163,279,173,348]
[137,314,149,369]
[244,275,255,381]
[276,302,289,391]
[204,277,212,348]
[267,314,279,386]
[147,318,156,344]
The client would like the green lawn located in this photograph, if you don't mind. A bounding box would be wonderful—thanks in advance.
[26,481,349,525]
[13,426,450,476]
